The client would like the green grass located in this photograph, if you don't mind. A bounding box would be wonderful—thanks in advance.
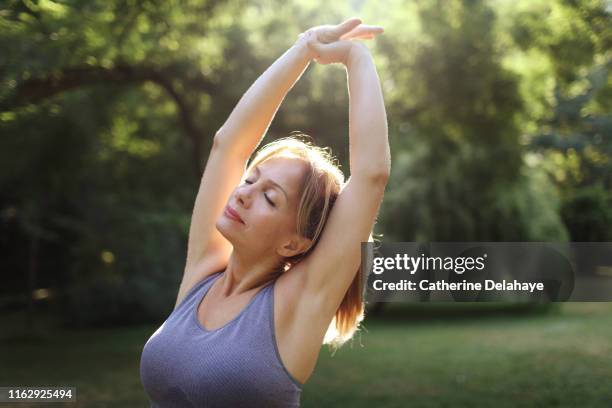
[306,303,612,407]
[1,303,611,407]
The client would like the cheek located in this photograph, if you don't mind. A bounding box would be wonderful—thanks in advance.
[249,209,293,237]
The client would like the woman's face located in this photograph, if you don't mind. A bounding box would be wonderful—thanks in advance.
[216,155,310,258]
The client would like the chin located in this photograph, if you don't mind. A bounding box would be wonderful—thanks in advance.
[216,218,239,244]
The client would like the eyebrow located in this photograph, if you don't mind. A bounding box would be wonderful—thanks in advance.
[254,165,289,202]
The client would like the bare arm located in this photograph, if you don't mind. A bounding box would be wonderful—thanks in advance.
[212,40,313,157]
[297,41,390,320]
[346,43,391,179]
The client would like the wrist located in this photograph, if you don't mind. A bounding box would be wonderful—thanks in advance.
[345,42,371,69]
[293,34,316,62]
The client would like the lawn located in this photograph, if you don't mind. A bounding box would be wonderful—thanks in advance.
[1,303,611,407]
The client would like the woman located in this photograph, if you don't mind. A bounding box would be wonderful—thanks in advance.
[140,17,390,407]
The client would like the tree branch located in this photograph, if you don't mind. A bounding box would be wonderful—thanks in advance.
[3,64,215,178]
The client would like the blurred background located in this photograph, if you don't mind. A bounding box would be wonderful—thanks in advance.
[1,0,611,406]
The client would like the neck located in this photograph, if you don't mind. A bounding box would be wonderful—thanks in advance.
[218,249,283,297]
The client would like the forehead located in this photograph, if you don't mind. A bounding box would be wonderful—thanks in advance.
[255,156,308,194]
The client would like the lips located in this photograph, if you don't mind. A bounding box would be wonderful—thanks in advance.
[224,205,244,224]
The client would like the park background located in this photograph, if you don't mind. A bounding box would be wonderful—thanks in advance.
[1,0,611,406]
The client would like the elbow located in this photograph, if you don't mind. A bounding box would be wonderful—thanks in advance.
[358,165,390,185]
[212,129,227,149]
[363,142,391,185]
[212,129,245,158]
[371,167,391,185]
[371,156,391,184]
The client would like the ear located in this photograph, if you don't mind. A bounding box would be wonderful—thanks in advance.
[276,234,313,258]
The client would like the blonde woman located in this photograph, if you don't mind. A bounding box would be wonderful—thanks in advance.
[140,17,389,407]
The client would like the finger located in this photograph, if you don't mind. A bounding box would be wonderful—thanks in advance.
[309,38,351,51]
[340,25,383,39]
[340,25,384,40]
[356,34,375,40]
[332,17,362,38]
[342,32,376,41]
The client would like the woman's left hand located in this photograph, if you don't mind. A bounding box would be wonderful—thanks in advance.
[300,18,383,44]
[299,18,383,66]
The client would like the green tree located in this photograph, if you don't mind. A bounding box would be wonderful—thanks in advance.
[507,0,612,240]
[374,0,568,241]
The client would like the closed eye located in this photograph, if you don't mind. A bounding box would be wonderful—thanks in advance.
[264,193,276,207]
[244,179,276,207]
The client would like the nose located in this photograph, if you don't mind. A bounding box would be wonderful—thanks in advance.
[235,183,254,208]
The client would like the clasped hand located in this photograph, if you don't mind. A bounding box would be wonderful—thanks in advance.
[298,17,384,66]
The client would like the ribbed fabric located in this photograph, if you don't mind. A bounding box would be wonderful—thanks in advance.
[139,271,303,407]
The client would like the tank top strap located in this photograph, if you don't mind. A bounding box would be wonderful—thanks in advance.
[173,271,224,314]
[264,279,304,391]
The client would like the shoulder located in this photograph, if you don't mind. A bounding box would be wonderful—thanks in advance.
[174,256,227,311]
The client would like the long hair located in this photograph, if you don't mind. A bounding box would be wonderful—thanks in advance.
[245,134,371,350]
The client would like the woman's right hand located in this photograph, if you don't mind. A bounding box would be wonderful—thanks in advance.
[300,18,383,66]
[299,18,383,44]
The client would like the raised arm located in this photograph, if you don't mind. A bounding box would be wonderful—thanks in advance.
[297,36,390,318]
[183,37,313,275]
[212,41,312,157]
[346,43,390,179]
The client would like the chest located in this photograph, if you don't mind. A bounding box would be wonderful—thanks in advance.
[141,325,299,407]
[194,271,331,386]
[196,286,259,331]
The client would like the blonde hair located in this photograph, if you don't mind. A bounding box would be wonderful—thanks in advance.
[246,134,368,351]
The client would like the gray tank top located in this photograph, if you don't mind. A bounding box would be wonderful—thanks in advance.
[140,271,303,407]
